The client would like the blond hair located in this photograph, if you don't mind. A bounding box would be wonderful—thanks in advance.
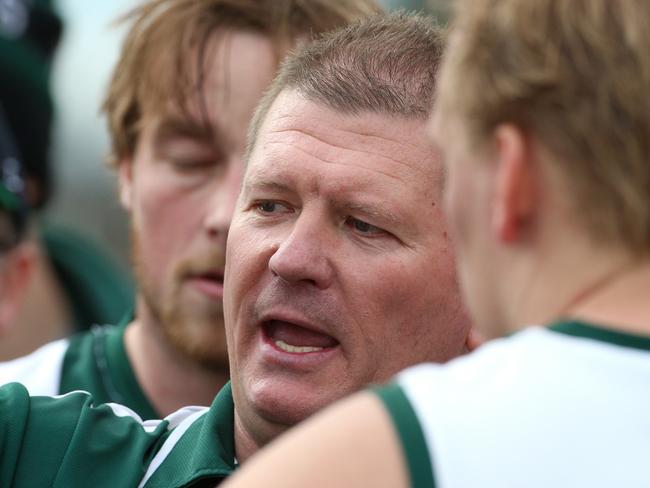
[248,12,445,156]
[438,0,650,253]
[102,0,382,168]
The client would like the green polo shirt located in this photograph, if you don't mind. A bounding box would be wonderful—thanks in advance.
[0,382,236,487]
[60,316,158,419]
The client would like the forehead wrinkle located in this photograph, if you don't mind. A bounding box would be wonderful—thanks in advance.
[264,140,404,183]
[353,128,428,155]
[264,126,432,179]
[274,127,428,175]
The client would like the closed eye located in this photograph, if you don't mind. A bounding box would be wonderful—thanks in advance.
[169,158,216,172]
[156,136,218,174]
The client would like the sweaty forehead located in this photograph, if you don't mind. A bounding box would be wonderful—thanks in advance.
[248,90,439,184]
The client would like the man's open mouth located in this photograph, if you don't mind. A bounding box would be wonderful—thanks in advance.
[262,320,339,354]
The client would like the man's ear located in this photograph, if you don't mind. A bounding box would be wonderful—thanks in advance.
[491,124,537,243]
[118,158,134,211]
[0,242,36,336]
[464,326,485,353]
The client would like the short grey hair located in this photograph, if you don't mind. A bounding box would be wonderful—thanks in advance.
[247,12,445,156]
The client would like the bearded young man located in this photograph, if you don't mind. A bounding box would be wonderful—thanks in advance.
[224,2,650,487]
[0,14,474,486]
[0,0,380,418]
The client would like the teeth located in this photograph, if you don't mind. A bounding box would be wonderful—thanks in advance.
[275,340,324,353]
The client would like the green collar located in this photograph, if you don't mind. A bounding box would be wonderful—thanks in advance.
[548,320,650,352]
[144,383,236,487]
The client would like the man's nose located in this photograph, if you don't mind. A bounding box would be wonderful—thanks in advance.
[204,160,243,240]
[268,215,334,289]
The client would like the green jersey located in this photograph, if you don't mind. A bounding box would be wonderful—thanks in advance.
[0,317,158,419]
[0,382,236,487]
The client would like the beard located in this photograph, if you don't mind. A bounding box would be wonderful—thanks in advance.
[132,228,230,371]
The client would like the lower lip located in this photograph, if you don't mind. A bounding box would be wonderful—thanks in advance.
[189,277,224,300]
[258,329,340,370]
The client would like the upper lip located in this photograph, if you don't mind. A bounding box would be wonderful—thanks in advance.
[257,309,338,341]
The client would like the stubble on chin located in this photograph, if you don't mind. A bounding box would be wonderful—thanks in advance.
[161,290,229,370]
[132,234,230,371]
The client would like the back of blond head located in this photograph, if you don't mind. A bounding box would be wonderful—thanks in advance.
[439,0,650,254]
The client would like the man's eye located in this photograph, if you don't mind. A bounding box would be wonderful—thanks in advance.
[256,201,291,214]
[346,217,385,236]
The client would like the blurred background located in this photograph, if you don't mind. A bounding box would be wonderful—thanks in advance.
[41,0,450,274]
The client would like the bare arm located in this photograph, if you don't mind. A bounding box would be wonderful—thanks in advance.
[223,392,410,488]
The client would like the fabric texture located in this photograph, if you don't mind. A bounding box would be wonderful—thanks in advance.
[376,322,650,488]
[0,382,236,487]
[0,316,155,419]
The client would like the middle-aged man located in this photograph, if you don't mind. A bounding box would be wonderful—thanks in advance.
[223,12,469,457]
[0,14,473,487]
[0,0,381,418]
[224,0,650,487]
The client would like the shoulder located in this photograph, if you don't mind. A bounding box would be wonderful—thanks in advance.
[0,338,70,395]
[224,391,409,488]
[377,327,650,487]
[390,327,595,435]
[396,326,577,395]
[0,381,209,487]
[58,324,122,400]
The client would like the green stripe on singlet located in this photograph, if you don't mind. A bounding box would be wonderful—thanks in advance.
[549,320,650,352]
[374,383,436,488]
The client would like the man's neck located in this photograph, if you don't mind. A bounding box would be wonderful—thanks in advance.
[507,238,650,336]
[233,409,270,465]
[566,258,650,336]
[123,297,229,417]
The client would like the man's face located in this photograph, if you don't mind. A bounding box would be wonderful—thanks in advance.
[224,91,470,444]
[119,30,277,368]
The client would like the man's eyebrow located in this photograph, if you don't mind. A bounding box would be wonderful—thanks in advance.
[344,202,403,227]
[241,178,294,197]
